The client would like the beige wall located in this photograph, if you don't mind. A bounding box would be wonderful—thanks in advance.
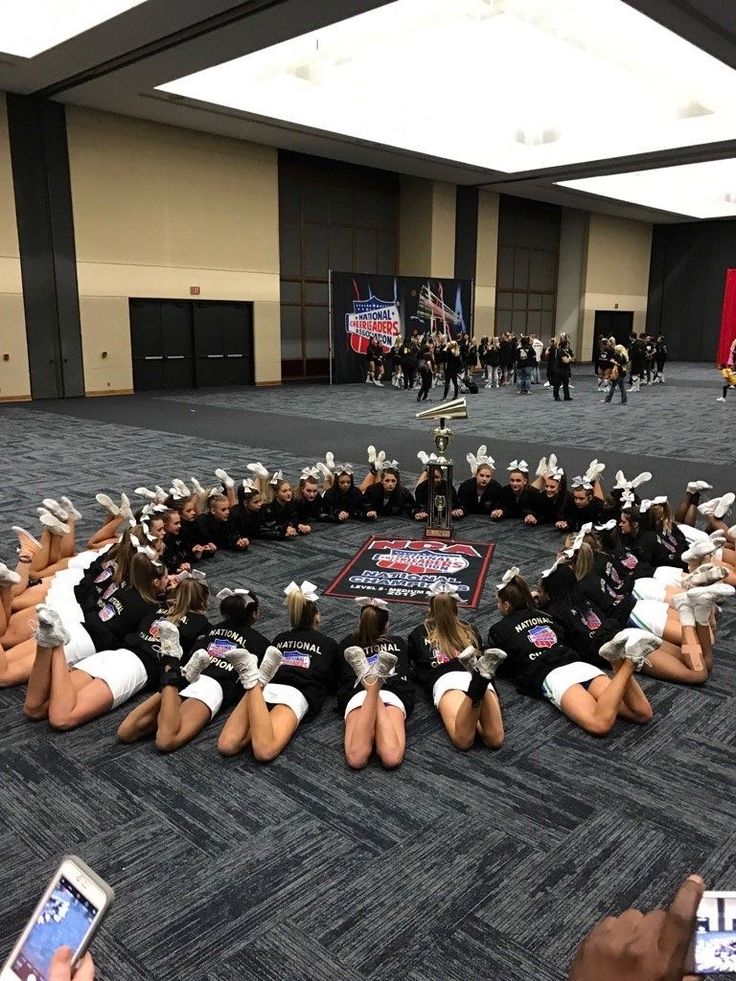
[0,93,30,400]
[580,212,652,359]
[399,177,456,279]
[66,107,281,393]
[474,190,499,337]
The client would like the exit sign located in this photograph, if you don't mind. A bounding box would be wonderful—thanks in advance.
[190,286,201,295]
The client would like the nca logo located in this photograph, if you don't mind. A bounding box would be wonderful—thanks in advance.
[375,550,469,575]
[346,294,402,355]
[528,625,558,649]
[583,610,602,631]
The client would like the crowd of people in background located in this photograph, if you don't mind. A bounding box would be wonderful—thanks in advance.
[364,326,669,406]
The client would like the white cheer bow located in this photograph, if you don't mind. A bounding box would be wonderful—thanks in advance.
[354,596,389,610]
[284,580,320,603]
[507,460,529,473]
[427,580,465,602]
[495,566,520,592]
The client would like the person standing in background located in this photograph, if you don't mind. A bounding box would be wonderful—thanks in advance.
[552,337,573,401]
[530,333,544,384]
[653,334,668,384]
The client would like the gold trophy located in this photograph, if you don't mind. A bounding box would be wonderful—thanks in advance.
[416,398,468,539]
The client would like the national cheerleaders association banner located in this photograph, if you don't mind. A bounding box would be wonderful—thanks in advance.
[326,537,494,607]
[331,273,473,384]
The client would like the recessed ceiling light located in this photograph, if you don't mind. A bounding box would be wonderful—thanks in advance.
[557,159,736,219]
[157,0,736,174]
[0,0,149,59]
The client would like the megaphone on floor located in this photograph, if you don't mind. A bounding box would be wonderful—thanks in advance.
[416,397,468,421]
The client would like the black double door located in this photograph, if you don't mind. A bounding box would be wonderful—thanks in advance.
[130,299,254,391]
[592,310,634,359]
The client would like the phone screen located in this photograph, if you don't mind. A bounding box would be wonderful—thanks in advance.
[692,890,736,975]
[10,875,98,981]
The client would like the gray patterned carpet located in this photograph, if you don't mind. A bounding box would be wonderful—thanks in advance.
[1,361,735,980]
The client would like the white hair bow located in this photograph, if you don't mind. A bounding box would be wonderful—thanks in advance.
[427,580,464,601]
[595,519,617,531]
[467,445,495,475]
[373,450,387,473]
[284,580,320,603]
[354,596,389,610]
[639,495,667,513]
[129,534,158,561]
[382,459,400,471]
[417,451,442,466]
[300,466,321,481]
[571,476,592,490]
[336,463,354,476]
[241,478,257,495]
[563,529,586,558]
[540,558,562,579]
[549,466,565,480]
[269,470,284,486]
[247,462,269,479]
[496,566,520,591]
[507,460,529,473]
[179,569,207,582]
[139,521,157,544]
[216,587,250,599]
[580,522,593,534]
[207,488,222,499]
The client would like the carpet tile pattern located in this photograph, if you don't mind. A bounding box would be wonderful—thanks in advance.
[0,362,735,979]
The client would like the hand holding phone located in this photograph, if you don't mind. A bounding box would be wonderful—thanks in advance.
[568,873,704,981]
[1,856,113,981]
[49,948,94,981]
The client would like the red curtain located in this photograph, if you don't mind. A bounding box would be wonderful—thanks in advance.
[718,268,736,363]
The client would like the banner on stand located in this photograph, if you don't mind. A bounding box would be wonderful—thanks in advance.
[325,536,494,607]
[331,273,473,384]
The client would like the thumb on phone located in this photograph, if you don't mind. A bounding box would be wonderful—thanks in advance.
[659,874,705,977]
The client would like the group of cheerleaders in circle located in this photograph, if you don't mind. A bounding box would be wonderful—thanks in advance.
[0,446,734,769]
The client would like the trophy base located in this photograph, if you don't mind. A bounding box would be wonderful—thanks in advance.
[424,526,453,539]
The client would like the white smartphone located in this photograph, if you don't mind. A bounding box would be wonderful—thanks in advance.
[1,855,114,981]
[688,890,736,975]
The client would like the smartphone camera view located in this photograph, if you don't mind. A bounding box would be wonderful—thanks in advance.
[11,876,97,981]
[693,891,736,975]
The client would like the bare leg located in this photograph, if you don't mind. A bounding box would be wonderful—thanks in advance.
[358,472,381,493]
[117,693,162,743]
[344,683,381,769]
[88,516,120,548]
[23,642,56,715]
[29,530,53,573]
[373,702,406,769]
[217,693,252,756]
[245,686,299,762]
[476,689,505,748]
[10,553,34,598]
[675,492,699,525]
[59,521,77,560]
[10,583,50,614]
[643,640,708,684]
[437,689,485,750]
[617,674,654,722]
[2,606,39,648]
[46,655,114,730]
[680,623,704,671]
[47,532,63,567]
[559,661,638,735]
[154,686,211,752]
[0,641,38,688]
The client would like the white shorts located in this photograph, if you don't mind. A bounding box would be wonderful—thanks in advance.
[263,682,308,723]
[46,570,85,620]
[542,662,606,710]
[75,648,147,708]
[180,674,224,718]
[63,621,96,665]
[344,688,407,720]
[629,599,668,638]
[653,567,684,586]
[432,670,496,710]
[632,578,667,602]
[68,549,102,570]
